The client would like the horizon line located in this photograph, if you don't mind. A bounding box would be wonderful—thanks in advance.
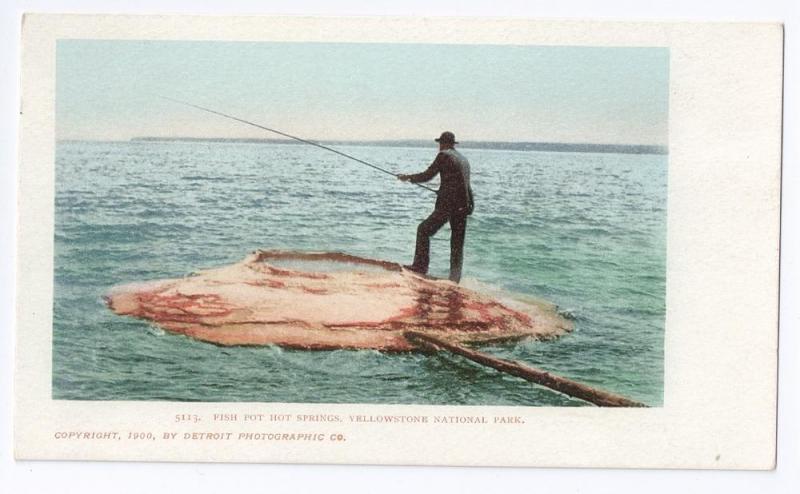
[58,137,669,155]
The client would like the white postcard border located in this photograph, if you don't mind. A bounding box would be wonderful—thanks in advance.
[15,15,783,469]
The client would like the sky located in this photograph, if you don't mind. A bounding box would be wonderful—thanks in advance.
[56,41,669,145]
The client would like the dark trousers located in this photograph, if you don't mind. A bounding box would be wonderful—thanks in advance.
[412,209,467,283]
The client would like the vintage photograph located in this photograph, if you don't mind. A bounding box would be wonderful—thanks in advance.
[53,40,668,407]
[13,14,782,470]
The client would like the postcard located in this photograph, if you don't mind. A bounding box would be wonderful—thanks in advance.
[14,15,782,468]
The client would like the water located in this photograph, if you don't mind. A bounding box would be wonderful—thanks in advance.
[53,140,666,406]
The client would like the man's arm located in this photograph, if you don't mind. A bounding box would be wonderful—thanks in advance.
[398,153,444,183]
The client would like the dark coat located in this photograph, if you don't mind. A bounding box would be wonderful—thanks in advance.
[408,149,474,215]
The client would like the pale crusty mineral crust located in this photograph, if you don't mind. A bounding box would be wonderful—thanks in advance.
[105,251,572,351]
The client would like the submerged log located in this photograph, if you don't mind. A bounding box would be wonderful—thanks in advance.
[105,250,572,351]
[404,331,647,407]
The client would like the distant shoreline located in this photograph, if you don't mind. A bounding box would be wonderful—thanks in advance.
[63,137,668,155]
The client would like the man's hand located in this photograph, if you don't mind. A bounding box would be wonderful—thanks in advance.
[397,174,411,182]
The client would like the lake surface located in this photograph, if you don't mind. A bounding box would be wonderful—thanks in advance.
[53,140,666,406]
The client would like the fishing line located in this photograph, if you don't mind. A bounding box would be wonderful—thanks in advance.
[158,95,437,193]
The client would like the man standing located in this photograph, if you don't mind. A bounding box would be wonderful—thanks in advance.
[398,131,474,283]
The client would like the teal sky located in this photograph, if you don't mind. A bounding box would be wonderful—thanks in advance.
[56,41,669,145]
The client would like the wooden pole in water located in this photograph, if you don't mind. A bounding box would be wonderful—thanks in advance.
[404,331,647,408]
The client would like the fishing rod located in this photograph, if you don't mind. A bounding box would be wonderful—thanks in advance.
[158,95,438,194]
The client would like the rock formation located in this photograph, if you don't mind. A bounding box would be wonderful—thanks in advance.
[105,250,572,351]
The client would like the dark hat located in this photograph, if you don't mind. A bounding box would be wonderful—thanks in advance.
[435,131,458,145]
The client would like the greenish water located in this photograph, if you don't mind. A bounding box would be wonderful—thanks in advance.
[53,140,666,406]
